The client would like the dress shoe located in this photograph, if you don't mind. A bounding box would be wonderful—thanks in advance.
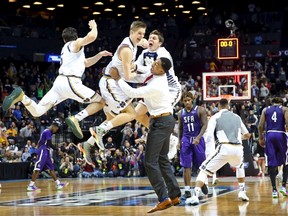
[147,198,173,213]
[171,196,181,206]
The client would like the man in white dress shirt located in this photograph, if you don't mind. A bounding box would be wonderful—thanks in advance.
[110,57,181,213]
[132,30,182,128]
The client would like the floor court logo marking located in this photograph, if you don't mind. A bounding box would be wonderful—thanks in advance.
[0,186,237,206]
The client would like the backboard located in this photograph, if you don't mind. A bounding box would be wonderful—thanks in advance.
[202,71,251,102]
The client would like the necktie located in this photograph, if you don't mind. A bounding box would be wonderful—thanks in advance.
[143,74,153,85]
[142,74,153,102]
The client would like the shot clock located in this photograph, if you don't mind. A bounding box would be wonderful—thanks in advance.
[217,38,239,60]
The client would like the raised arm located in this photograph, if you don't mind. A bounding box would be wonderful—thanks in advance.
[72,20,98,52]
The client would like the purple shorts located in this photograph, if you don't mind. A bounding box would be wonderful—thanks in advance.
[34,147,55,171]
[180,136,206,169]
[265,132,288,166]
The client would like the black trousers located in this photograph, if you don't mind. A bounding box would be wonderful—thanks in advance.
[144,114,181,201]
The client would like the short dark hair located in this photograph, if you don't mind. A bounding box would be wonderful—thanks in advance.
[272,97,283,104]
[219,98,229,106]
[159,57,171,72]
[62,27,78,42]
[181,92,194,101]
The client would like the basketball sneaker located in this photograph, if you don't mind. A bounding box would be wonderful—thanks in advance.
[181,191,191,200]
[27,185,41,191]
[2,87,24,111]
[272,190,278,198]
[89,126,105,150]
[238,190,249,201]
[77,142,93,164]
[57,182,69,190]
[185,195,199,205]
[65,116,83,139]
[279,187,288,196]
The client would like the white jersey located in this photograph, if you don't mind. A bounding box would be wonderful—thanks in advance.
[136,47,175,76]
[104,37,137,82]
[58,41,85,78]
[136,47,180,89]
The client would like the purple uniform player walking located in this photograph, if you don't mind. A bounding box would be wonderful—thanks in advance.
[178,92,207,200]
[258,97,288,198]
[27,118,69,191]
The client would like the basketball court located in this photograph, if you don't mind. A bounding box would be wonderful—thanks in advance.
[0,176,287,215]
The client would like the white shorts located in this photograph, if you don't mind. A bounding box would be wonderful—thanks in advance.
[99,76,132,115]
[39,75,102,107]
[200,144,244,176]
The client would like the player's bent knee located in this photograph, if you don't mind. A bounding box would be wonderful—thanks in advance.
[196,171,208,183]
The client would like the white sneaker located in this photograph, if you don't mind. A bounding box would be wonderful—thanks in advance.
[212,178,219,185]
[238,191,249,201]
[185,195,199,205]
[272,190,278,198]
[279,187,288,197]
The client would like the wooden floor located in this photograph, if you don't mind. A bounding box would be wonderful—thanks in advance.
[0,176,287,216]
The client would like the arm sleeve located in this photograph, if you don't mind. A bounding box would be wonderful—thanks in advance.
[118,79,158,98]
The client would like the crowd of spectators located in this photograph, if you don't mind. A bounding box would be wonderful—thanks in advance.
[0,48,287,179]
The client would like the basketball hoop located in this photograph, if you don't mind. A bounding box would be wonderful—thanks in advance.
[220,94,232,104]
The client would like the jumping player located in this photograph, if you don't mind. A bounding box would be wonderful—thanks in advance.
[3,19,112,140]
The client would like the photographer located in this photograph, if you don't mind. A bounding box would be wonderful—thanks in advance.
[59,155,74,178]
[126,147,139,177]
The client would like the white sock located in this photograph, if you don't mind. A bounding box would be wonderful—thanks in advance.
[75,109,89,122]
[55,179,60,185]
[29,181,35,186]
[194,187,201,197]
[100,121,113,131]
[239,182,245,191]
[205,177,208,185]
[184,186,190,191]
[87,136,95,145]
[22,95,31,105]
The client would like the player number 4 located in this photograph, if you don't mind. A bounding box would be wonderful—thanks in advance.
[271,111,277,122]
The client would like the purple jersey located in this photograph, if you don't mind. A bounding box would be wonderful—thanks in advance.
[34,128,55,172]
[180,106,202,138]
[180,106,206,168]
[265,105,285,132]
[265,105,287,166]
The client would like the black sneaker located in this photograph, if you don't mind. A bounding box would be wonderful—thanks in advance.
[181,190,191,200]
